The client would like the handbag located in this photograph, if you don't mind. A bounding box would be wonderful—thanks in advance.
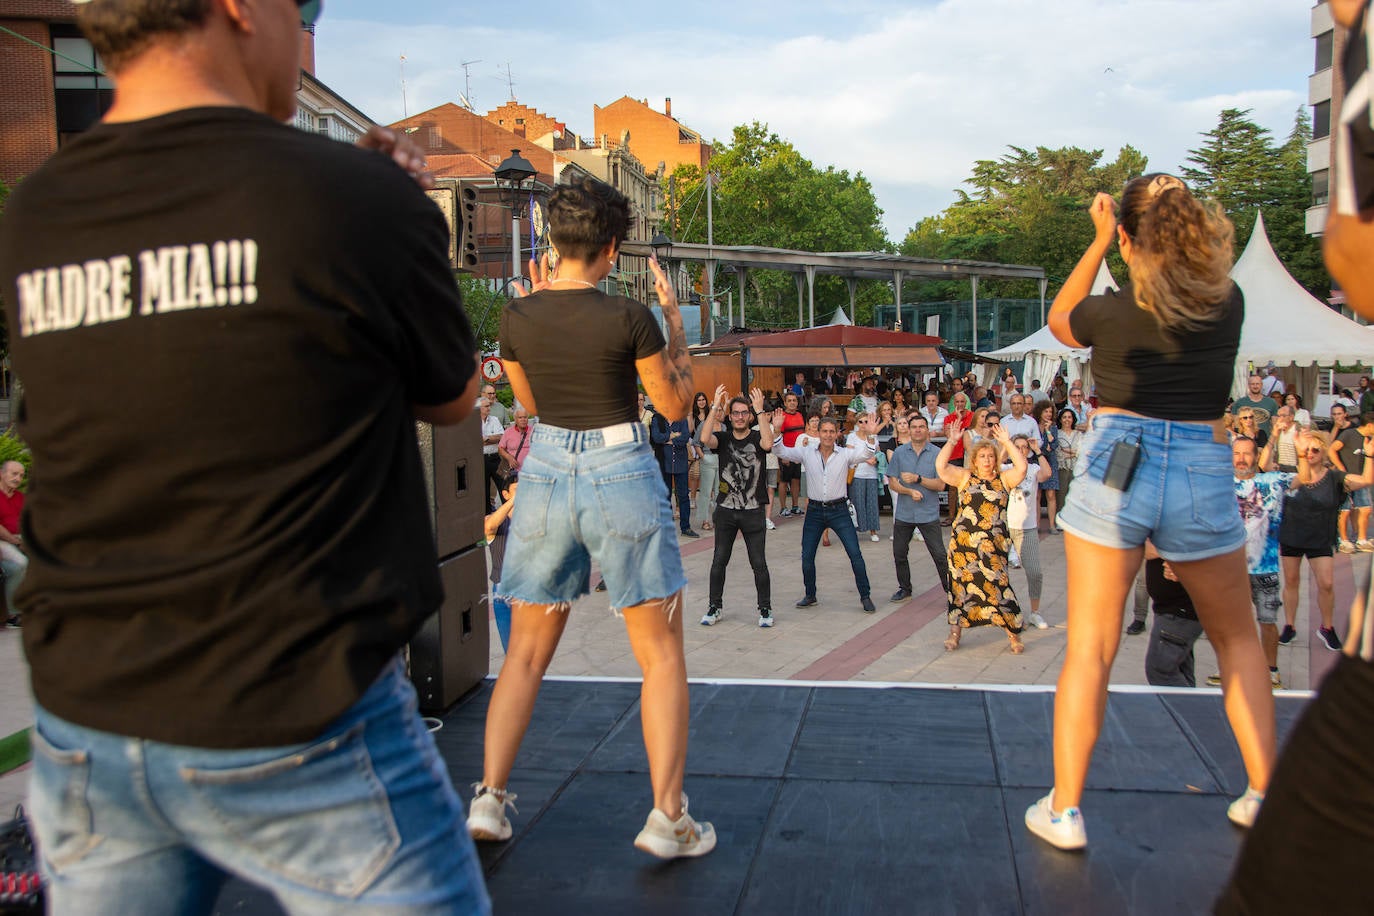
[0,805,43,914]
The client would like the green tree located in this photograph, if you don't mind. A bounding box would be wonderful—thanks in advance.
[666,123,892,327]
[458,275,505,354]
[1181,107,1327,295]
[900,145,1147,300]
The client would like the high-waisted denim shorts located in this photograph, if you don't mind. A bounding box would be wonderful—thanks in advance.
[1057,413,1244,561]
[499,421,687,612]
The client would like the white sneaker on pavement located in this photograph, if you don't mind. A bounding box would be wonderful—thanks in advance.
[1028,612,1048,630]
[766,518,776,530]
[467,784,517,842]
[1227,786,1264,828]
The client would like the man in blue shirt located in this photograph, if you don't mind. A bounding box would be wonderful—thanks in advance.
[886,416,949,601]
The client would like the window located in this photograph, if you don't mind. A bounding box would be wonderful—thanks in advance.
[1313,100,1331,140]
[51,26,113,144]
[1312,168,1330,207]
[1315,30,1334,72]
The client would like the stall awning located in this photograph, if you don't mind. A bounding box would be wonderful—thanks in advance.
[738,325,945,368]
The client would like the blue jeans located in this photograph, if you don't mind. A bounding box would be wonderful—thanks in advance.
[667,469,691,531]
[800,502,871,599]
[29,656,490,916]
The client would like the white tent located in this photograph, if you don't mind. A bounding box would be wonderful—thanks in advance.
[1228,212,1374,403]
[829,306,853,326]
[981,259,1116,391]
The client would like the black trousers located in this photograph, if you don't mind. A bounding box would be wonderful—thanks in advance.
[709,506,771,609]
[484,453,502,509]
[892,519,949,594]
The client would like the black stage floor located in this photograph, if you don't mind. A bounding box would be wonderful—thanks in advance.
[213,679,1310,915]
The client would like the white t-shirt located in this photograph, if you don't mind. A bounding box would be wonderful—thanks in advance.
[846,432,879,479]
[1004,461,1041,529]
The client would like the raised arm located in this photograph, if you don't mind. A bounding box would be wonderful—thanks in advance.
[751,388,775,450]
[995,425,1028,489]
[935,435,969,489]
[699,384,727,451]
[1047,193,1116,349]
[1344,433,1374,490]
[635,256,693,421]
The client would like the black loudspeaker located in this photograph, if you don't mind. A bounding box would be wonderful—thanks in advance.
[415,411,485,559]
[410,544,490,715]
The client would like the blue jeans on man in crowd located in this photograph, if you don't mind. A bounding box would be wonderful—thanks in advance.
[800,500,871,600]
[29,656,490,916]
[668,470,692,532]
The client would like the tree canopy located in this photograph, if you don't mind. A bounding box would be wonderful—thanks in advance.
[666,123,891,327]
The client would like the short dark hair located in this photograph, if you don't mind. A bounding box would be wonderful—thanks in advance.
[78,0,212,71]
[728,396,752,413]
[818,417,840,431]
[548,176,632,263]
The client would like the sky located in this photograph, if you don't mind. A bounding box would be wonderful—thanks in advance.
[313,0,1315,240]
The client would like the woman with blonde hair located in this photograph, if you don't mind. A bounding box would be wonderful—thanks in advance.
[1028,174,1276,850]
[935,424,1027,653]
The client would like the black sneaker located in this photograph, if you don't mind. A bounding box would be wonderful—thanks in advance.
[795,595,818,608]
[1278,625,1296,645]
[3,615,18,629]
[889,588,911,603]
[1318,626,1342,651]
[681,529,700,539]
[758,608,774,628]
[861,596,876,613]
[700,606,722,627]
[594,579,607,593]
[1125,620,1145,636]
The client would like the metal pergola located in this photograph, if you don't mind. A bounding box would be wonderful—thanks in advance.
[618,241,1047,352]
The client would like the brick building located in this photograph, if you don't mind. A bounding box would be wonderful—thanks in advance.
[0,5,370,188]
[592,96,712,175]
[485,101,579,151]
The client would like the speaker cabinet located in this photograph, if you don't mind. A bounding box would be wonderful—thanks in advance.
[410,544,489,715]
[415,410,485,559]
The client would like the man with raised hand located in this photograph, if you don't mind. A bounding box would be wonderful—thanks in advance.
[0,1,486,911]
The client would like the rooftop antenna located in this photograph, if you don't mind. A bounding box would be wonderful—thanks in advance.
[460,59,482,110]
[500,62,516,102]
[399,54,408,118]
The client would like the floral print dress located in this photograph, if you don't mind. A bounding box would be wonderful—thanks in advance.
[947,473,1023,632]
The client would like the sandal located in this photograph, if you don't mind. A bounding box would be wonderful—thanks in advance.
[944,626,961,651]
[701,521,713,531]
[1008,634,1025,655]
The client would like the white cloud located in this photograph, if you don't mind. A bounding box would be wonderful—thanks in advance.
[315,0,1311,239]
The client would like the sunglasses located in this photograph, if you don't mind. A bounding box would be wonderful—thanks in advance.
[297,0,323,27]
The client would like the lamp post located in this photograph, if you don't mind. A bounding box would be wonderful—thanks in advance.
[650,231,674,299]
[494,148,536,288]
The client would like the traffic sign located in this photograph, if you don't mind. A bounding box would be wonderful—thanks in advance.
[480,356,504,381]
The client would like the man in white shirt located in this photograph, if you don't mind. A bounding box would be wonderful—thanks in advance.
[919,391,949,443]
[1001,393,1042,445]
[1027,379,1051,410]
[772,413,880,613]
[1260,367,1285,399]
[479,398,505,509]
[847,376,880,417]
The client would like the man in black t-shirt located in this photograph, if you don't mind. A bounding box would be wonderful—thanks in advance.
[699,386,776,627]
[0,2,487,912]
[1331,405,1371,551]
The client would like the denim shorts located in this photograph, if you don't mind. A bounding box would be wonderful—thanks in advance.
[29,656,489,915]
[1341,486,1372,510]
[500,422,687,612]
[1057,413,1244,561]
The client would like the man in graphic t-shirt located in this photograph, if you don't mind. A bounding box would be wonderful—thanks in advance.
[699,386,776,628]
[0,1,488,912]
[1231,375,1279,435]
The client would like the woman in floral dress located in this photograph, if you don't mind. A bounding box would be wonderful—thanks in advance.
[935,423,1028,653]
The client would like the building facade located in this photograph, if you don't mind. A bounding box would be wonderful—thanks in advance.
[592,96,712,176]
[1307,1,1350,236]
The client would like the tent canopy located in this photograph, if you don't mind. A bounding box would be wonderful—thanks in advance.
[739,325,944,368]
[1230,212,1374,368]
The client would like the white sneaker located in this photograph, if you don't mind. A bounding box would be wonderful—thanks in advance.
[1025,791,1086,850]
[1227,786,1264,828]
[870,533,880,542]
[700,606,722,627]
[467,784,517,841]
[758,608,774,628]
[1339,539,1357,554]
[633,794,716,859]
[1028,612,1048,630]
[766,518,776,530]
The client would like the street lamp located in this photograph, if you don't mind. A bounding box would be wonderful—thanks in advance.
[495,148,537,285]
[650,232,673,264]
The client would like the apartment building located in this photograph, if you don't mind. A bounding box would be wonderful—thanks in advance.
[593,96,712,176]
[1308,1,1351,235]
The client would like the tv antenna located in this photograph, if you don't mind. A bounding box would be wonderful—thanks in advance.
[399,54,408,117]
[500,62,517,102]
[460,59,482,110]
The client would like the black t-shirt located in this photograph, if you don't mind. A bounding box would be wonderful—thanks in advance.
[1334,423,1365,472]
[714,429,768,510]
[1068,281,1242,420]
[0,108,476,747]
[500,289,665,429]
[1145,558,1196,619]
[1279,471,1346,550]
